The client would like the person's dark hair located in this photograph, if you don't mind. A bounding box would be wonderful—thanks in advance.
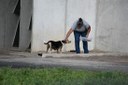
[77,18,83,28]
[78,18,83,22]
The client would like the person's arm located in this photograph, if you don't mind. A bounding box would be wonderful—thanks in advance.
[65,28,74,41]
[86,26,91,38]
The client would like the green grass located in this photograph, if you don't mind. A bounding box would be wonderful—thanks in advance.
[0,67,128,85]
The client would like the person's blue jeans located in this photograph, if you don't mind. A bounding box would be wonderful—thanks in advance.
[74,31,89,53]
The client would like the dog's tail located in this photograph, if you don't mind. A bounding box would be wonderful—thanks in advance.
[44,41,48,45]
[44,41,51,45]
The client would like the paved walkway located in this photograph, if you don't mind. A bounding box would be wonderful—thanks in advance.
[0,51,128,72]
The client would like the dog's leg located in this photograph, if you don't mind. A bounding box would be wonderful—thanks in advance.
[57,49,59,53]
[49,47,52,54]
[46,44,50,53]
[49,42,52,54]
[46,47,49,53]
[60,48,62,53]
[59,46,63,53]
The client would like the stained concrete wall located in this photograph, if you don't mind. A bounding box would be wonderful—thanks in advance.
[32,0,96,52]
[0,0,32,52]
[20,0,32,50]
[0,0,19,50]
[1,0,127,53]
[0,0,6,49]
[5,0,19,48]
[96,0,128,53]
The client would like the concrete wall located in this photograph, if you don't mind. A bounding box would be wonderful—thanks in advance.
[0,0,7,49]
[1,0,128,53]
[0,0,19,50]
[5,0,19,48]
[20,0,32,50]
[66,0,96,51]
[0,0,32,52]
[32,0,96,52]
[32,0,66,52]
[96,0,128,53]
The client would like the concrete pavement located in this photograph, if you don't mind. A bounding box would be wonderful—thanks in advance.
[0,51,128,72]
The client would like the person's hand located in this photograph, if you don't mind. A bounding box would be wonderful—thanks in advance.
[86,35,89,38]
[64,37,68,41]
[64,39,71,43]
[86,37,92,42]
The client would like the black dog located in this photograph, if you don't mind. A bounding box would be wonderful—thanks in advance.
[44,40,71,53]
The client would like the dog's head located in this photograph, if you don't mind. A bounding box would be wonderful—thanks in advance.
[61,40,71,44]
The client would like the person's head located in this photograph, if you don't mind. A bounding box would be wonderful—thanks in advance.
[77,18,83,28]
